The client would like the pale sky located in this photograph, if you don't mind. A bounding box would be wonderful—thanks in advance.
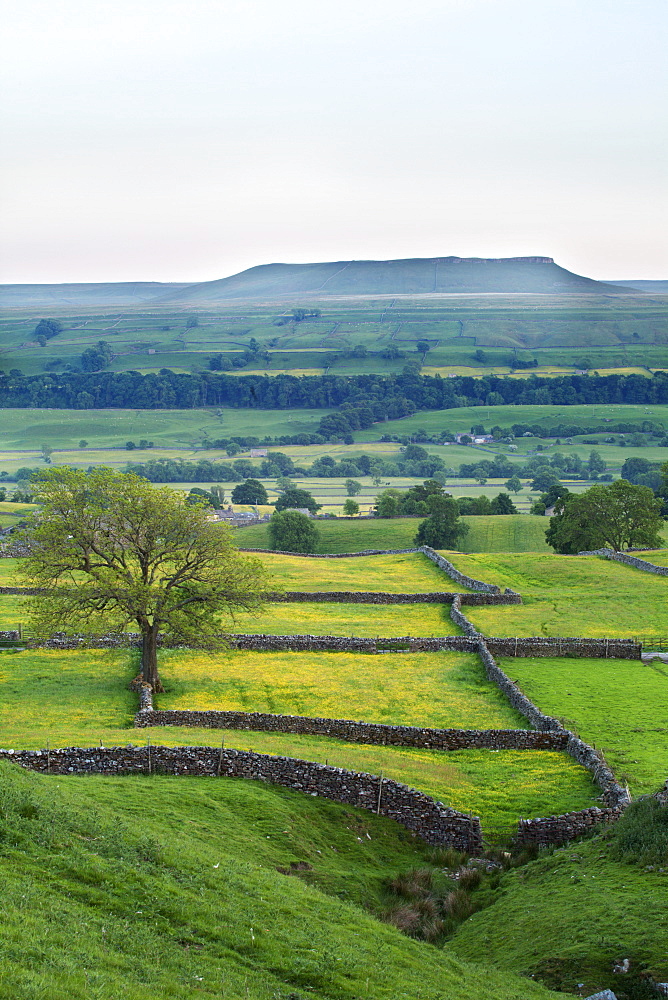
[1,0,666,284]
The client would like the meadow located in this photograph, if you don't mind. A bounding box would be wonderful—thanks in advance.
[252,550,471,591]
[497,655,668,795]
[0,762,557,1000]
[0,594,458,637]
[156,648,522,728]
[442,552,668,639]
[0,648,597,841]
[2,294,666,377]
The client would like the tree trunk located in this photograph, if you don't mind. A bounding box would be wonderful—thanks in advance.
[141,625,164,693]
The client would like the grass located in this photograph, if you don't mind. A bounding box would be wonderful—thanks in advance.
[635,549,668,566]
[0,648,598,841]
[450,804,668,996]
[497,655,668,795]
[442,552,668,639]
[0,594,459,636]
[0,762,558,1000]
[238,515,554,554]
[253,550,471,591]
[156,648,524,728]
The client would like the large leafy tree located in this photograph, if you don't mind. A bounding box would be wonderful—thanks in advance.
[546,479,664,553]
[20,468,271,691]
[231,478,269,504]
[414,494,469,549]
[268,510,320,553]
[274,487,321,514]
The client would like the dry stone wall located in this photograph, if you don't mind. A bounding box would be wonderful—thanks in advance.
[0,746,482,852]
[515,805,625,847]
[134,705,567,751]
[580,548,668,577]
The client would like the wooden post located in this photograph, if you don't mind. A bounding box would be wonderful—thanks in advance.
[217,737,225,776]
[376,772,383,814]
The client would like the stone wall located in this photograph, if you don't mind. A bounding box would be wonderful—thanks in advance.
[485,636,640,659]
[515,805,625,847]
[580,548,668,577]
[0,746,482,852]
[134,705,568,751]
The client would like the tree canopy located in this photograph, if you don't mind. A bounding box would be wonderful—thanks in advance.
[231,478,268,504]
[414,494,469,549]
[268,510,320,553]
[274,487,321,513]
[545,479,664,553]
[20,467,271,691]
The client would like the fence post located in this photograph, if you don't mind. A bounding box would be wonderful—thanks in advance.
[376,772,383,815]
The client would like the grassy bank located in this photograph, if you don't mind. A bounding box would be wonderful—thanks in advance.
[0,762,558,999]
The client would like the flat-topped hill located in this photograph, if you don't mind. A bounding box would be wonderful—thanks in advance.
[0,257,636,307]
[161,256,632,302]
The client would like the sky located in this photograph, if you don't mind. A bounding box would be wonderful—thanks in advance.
[1,0,666,284]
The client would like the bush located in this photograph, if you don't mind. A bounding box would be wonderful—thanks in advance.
[268,510,320,553]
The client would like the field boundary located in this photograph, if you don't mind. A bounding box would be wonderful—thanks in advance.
[0,746,483,852]
[579,547,668,577]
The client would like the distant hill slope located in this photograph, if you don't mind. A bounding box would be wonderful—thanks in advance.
[0,281,191,308]
[157,256,635,302]
[0,258,637,308]
[604,279,668,292]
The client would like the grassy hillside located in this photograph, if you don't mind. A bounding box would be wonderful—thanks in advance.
[1,294,665,377]
[0,761,559,1000]
[450,799,668,997]
[497,655,668,794]
[236,515,552,553]
[445,552,668,639]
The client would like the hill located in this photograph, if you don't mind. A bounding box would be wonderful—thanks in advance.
[605,279,668,292]
[0,258,636,309]
[160,256,633,302]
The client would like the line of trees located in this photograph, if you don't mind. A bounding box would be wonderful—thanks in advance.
[1,368,667,412]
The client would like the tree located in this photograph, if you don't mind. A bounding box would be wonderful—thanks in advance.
[546,480,664,553]
[268,510,320,553]
[274,487,321,513]
[588,450,607,479]
[20,468,270,692]
[343,499,359,516]
[504,476,522,493]
[490,492,518,515]
[414,494,469,549]
[79,440,88,449]
[231,479,268,504]
[186,487,215,507]
[531,470,560,492]
[345,479,362,496]
[40,444,53,464]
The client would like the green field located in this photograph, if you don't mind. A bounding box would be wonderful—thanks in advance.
[498,655,668,794]
[0,762,558,1000]
[254,550,471,592]
[0,648,597,840]
[2,295,666,377]
[450,805,668,994]
[237,514,554,553]
[156,648,523,728]
[444,552,668,639]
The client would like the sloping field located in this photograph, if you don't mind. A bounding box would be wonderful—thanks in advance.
[156,649,523,728]
[0,650,597,840]
[0,763,559,1000]
[443,552,668,639]
[497,655,668,795]
[255,550,470,592]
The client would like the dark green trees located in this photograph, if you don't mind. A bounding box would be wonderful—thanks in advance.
[231,479,269,504]
[414,494,469,549]
[268,510,320,553]
[546,480,664,553]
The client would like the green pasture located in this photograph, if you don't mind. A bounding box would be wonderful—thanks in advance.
[0,649,597,842]
[0,593,457,636]
[237,514,553,553]
[450,818,668,994]
[444,552,668,639]
[497,656,668,795]
[0,764,557,1000]
[2,295,666,378]
[255,550,470,592]
[638,549,668,566]
[156,648,523,729]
